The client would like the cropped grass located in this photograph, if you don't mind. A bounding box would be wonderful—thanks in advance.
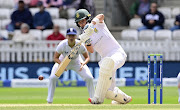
[0,86,179,110]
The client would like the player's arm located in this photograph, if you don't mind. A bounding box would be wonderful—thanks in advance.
[79,51,90,71]
[82,51,90,65]
[81,14,104,52]
[91,14,104,25]
[53,52,61,64]
[85,45,94,53]
[82,37,94,53]
[84,14,104,33]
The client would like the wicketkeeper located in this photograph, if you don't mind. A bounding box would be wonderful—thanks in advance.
[47,28,95,103]
[74,9,132,104]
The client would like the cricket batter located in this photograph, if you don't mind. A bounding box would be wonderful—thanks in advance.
[177,72,180,104]
[74,9,132,104]
[47,28,95,103]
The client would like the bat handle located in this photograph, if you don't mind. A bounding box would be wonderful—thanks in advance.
[55,74,59,77]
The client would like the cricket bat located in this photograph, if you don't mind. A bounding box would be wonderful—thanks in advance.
[55,41,83,77]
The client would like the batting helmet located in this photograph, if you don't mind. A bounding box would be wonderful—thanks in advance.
[75,9,91,27]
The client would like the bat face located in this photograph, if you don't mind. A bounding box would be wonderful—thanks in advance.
[55,56,71,77]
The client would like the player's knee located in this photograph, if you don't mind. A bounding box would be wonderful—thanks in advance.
[99,57,115,74]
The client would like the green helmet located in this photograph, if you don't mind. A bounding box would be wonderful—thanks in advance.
[75,9,91,23]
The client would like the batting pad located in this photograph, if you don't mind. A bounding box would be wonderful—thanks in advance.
[105,87,129,104]
[94,57,115,103]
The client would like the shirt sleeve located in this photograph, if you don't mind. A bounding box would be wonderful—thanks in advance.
[80,44,87,54]
[56,42,64,54]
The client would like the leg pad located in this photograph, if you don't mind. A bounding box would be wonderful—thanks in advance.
[94,57,115,103]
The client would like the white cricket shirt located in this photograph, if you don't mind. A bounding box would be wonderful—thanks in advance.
[90,21,127,58]
[56,39,87,65]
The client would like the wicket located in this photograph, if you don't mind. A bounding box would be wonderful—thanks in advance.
[148,54,163,104]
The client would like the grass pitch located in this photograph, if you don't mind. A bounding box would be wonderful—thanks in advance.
[0,86,179,110]
[0,104,180,110]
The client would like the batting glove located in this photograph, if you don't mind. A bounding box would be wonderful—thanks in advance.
[79,33,90,42]
[83,23,94,36]
[85,38,92,45]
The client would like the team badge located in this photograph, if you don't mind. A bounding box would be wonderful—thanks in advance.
[94,28,98,33]
[87,14,91,17]
[76,13,80,18]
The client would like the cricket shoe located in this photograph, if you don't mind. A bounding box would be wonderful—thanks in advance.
[113,87,132,104]
[88,97,102,104]
[47,102,53,104]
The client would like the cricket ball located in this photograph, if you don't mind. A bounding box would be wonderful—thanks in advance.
[38,75,44,81]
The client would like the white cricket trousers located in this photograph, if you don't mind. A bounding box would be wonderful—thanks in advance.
[47,62,95,103]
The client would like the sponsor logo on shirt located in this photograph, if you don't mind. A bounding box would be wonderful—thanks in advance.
[94,36,103,46]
